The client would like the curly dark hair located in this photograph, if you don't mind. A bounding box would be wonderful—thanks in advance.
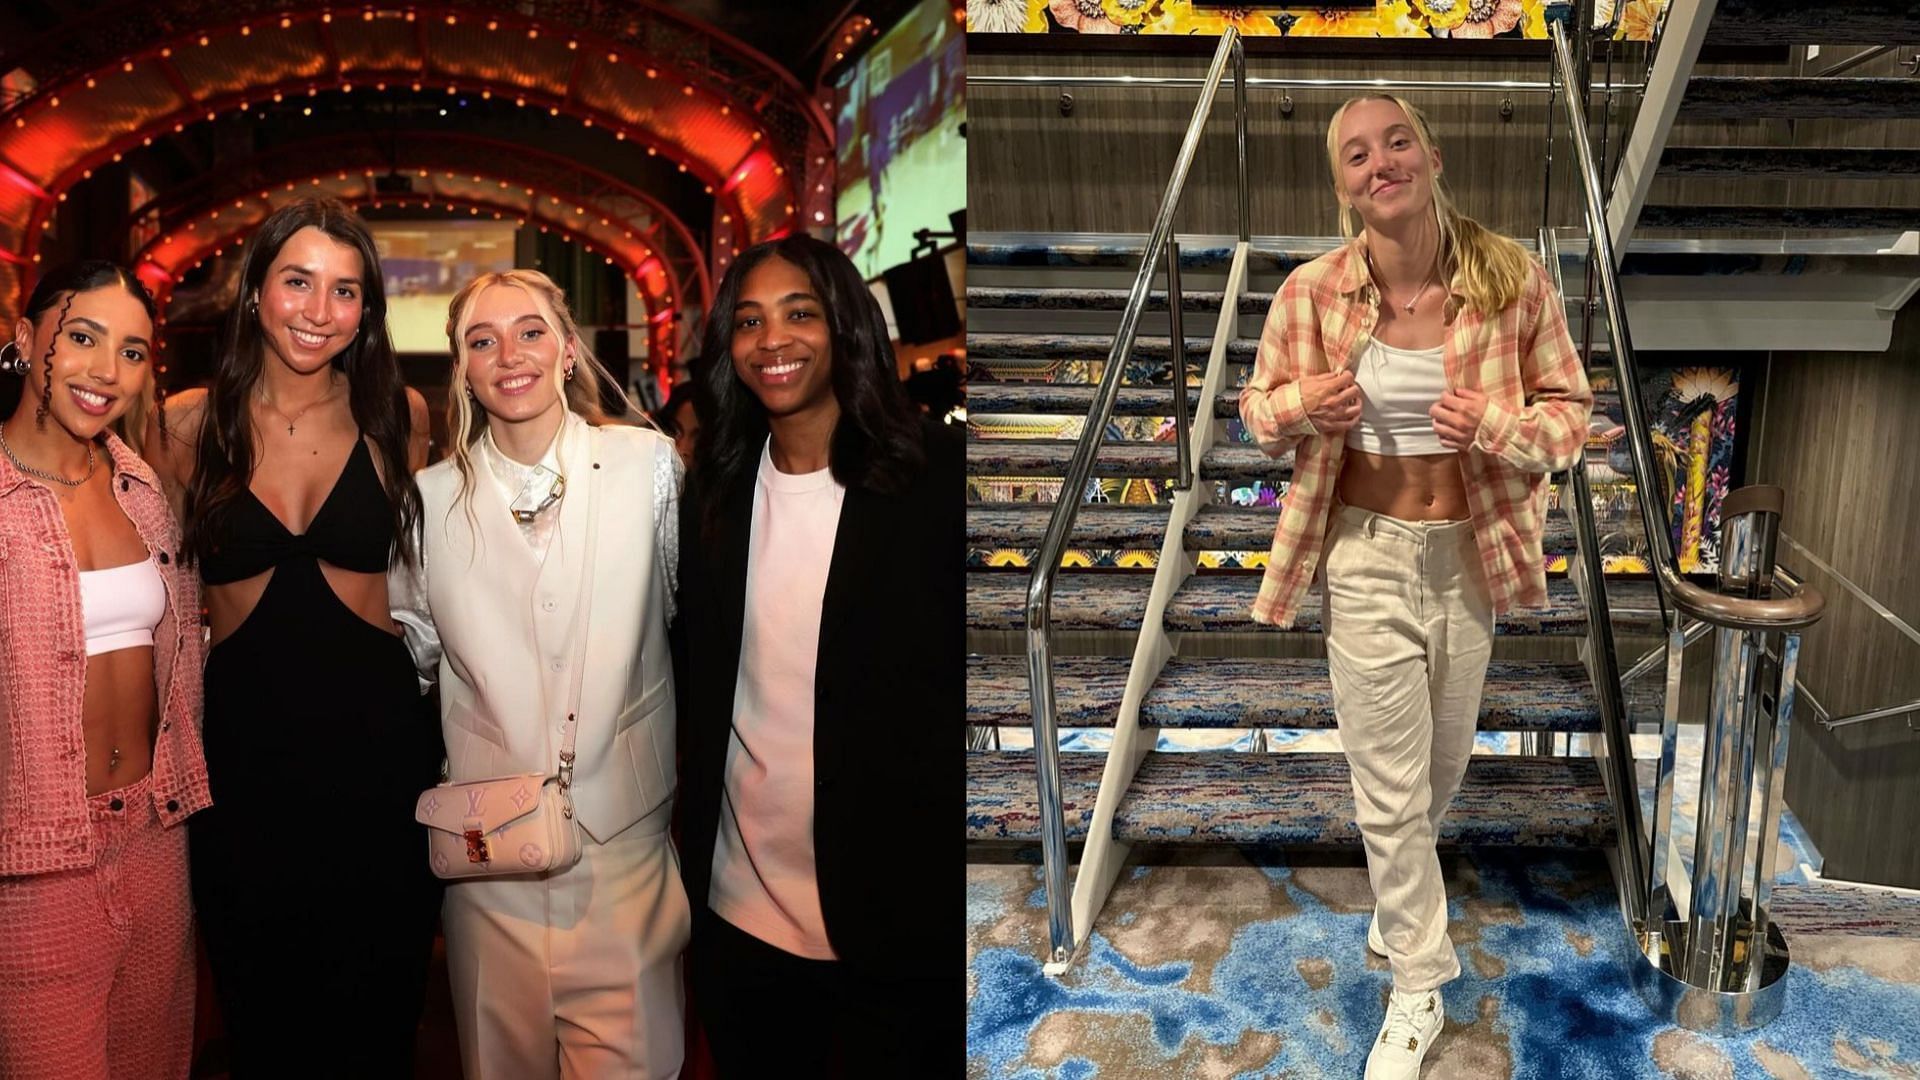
[183,196,420,565]
[692,234,923,536]
[2,260,157,435]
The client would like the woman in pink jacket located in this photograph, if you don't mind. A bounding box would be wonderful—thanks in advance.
[0,260,210,1080]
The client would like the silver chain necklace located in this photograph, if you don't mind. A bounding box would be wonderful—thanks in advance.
[1367,246,1442,314]
[0,421,96,488]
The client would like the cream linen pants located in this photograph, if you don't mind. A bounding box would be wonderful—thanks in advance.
[442,817,690,1079]
[1322,504,1494,993]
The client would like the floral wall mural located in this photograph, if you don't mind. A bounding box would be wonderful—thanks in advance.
[966,0,1668,40]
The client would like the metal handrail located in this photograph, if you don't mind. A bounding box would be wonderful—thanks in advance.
[1548,22,1827,636]
[968,75,1645,96]
[1771,563,1920,732]
[1022,28,1247,967]
[1542,224,1649,925]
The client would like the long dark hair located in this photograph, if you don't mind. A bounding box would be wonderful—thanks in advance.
[2,260,158,451]
[183,196,420,564]
[692,234,923,535]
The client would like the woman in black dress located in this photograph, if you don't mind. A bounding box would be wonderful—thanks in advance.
[149,196,439,1077]
[678,234,964,1078]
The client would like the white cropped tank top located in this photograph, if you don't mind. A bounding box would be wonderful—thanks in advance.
[78,559,166,657]
[1344,337,1450,456]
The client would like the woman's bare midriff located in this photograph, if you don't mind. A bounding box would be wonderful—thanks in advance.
[83,647,159,795]
[205,566,396,648]
[1338,447,1471,522]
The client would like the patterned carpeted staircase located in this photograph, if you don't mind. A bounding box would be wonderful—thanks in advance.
[1643,1,1920,234]
[964,234,1660,877]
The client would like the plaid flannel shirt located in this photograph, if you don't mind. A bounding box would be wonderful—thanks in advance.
[1237,240,1592,628]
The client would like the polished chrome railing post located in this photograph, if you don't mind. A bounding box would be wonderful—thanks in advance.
[1022,28,1243,969]
[1639,486,1798,1031]
[1539,224,1648,919]
[1233,39,1249,243]
[1168,238,1191,489]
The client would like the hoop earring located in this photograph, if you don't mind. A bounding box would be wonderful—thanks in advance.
[0,341,25,377]
[564,366,575,382]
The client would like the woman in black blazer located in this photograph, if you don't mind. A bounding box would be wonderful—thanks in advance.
[678,234,963,1078]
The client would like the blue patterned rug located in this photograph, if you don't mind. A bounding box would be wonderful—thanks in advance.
[967,849,1920,1078]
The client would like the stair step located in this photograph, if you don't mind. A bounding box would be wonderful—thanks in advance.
[1110,751,1615,847]
[1640,205,1920,231]
[968,332,1256,365]
[1769,882,1920,940]
[968,501,1577,558]
[967,285,1243,314]
[967,655,1604,732]
[968,502,1173,551]
[965,439,1287,484]
[969,571,1659,634]
[968,240,1240,271]
[968,383,1228,417]
[1162,575,1662,635]
[1681,77,1920,120]
[965,750,1103,841]
[968,571,1154,631]
[1661,146,1920,181]
[1705,0,1920,46]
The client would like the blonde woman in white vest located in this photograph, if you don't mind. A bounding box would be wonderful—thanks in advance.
[390,269,687,1079]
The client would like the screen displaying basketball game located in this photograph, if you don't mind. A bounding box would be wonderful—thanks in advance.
[371,220,519,355]
[832,0,965,281]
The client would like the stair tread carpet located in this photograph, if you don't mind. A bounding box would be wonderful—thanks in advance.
[1109,751,1615,847]
[1769,882,1920,940]
[1705,1,1920,47]
[1679,77,1920,121]
[966,655,1605,732]
[1660,146,1920,180]
[966,439,1287,483]
[969,501,1576,557]
[1640,204,1920,231]
[968,571,1154,631]
[1162,575,1662,635]
[967,285,1236,314]
[965,749,1104,841]
[969,332,1256,364]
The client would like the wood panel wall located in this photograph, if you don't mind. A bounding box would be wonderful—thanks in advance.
[970,45,1920,240]
[969,49,1596,237]
[1762,301,1920,889]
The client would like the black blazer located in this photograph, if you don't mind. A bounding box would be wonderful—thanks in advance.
[677,418,963,1019]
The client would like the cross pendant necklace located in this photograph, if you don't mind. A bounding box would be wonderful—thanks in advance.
[260,384,338,436]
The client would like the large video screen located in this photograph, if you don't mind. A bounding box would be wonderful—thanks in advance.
[833,0,965,281]
[372,221,518,355]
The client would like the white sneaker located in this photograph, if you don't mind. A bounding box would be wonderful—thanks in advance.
[1363,988,1443,1080]
[1367,913,1387,957]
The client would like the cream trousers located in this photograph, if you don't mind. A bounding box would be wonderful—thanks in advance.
[1322,504,1494,993]
[442,817,690,1079]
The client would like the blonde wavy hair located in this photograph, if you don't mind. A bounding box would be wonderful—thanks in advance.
[442,269,642,513]
[1325,94,1533,315]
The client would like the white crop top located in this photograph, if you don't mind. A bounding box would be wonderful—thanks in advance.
[1345,337,1450,456]
[78,559,166,657]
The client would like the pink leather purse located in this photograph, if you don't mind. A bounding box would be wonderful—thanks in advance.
[415,436,598,880]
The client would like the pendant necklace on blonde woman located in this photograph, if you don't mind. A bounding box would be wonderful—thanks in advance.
[1369,249,1440,315]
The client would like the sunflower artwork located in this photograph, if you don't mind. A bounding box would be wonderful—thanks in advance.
[966,0,1668,39]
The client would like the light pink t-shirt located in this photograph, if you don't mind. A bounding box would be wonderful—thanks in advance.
[708,442,846,960]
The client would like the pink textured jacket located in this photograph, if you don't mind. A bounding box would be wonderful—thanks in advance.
[0,434,210,876]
